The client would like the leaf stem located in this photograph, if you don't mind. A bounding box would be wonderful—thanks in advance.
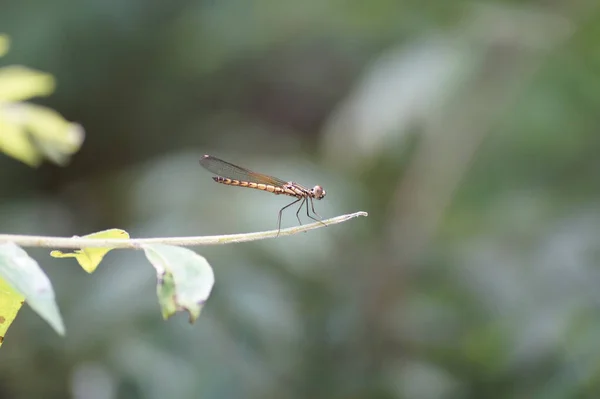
[0,211,368,249]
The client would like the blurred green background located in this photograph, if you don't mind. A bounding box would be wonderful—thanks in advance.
[2,0,600,398]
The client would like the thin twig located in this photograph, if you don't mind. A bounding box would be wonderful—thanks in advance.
[0,211,368,249]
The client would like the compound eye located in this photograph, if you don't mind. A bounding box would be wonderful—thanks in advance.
[313,185,326,199]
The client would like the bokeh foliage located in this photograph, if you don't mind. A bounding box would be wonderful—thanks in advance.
[1,0,600,398]
[0,34,83,167]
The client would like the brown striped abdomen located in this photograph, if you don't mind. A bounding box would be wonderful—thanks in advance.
[212,176,300,197]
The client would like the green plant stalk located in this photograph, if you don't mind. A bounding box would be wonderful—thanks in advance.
[0,211,368,249]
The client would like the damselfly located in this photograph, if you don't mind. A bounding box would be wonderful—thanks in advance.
[199,155,326,234]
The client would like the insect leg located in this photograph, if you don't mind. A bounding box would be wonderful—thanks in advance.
[277,197,302,236]
[306,197,327,226]
[295,197,307,226]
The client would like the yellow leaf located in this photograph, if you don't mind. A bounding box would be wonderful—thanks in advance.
[0,66,55,102]
[0,103,85,167]
[22,104,85,164]
[50,229,130,273]
[0,118,43,166]
[0,277,25,348]
[0,35,9,58]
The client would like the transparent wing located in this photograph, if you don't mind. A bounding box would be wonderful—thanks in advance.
[199,155,289,186]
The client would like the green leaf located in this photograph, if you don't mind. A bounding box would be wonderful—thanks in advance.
[142,244,214,323]
[0,277,25,347]
[50,228,130,273]
[0,243,65,336]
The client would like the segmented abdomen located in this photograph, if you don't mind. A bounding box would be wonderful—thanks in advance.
[212,176,301,197]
